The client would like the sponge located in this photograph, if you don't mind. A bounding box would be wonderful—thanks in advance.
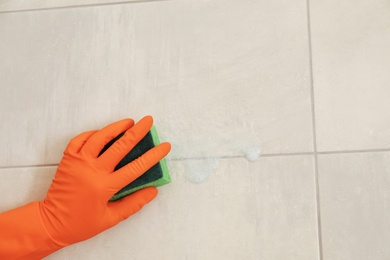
[99,126,170,202]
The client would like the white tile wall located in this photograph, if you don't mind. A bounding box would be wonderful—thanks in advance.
[1,0,390,259]
[310,0,390,152]
[318,152,390,260]
[0,0,312,167]
[0,0,165,12]
[0,167,54,213]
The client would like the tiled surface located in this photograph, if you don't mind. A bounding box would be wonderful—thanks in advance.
[0,157,319,260]
[310,0,390,152]
[0,167,54,213]
[0,0,312,167]
[0,0,390,259]
[0,0,165,12]
[318,152,390,260]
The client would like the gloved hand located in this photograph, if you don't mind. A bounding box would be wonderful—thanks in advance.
[0,116,171,259]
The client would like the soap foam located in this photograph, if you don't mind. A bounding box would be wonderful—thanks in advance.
[244,147,261,162]
[161,115,261,183]
[184,158,219,184]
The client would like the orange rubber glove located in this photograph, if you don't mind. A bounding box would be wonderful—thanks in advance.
[0,116,171,260]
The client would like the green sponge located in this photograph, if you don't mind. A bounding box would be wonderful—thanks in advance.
[99,126,170,202]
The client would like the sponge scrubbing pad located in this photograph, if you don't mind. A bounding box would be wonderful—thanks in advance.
[99,126,170,202]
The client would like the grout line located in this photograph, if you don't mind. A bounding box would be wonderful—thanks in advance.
[169,155,243,161]
[1,148,390,169]
[169,152,314,161]
[0,0,169,14]
[318,148,390,155]
[168,152,315,161]
[259,152,314,157]
[0,163,59,169]
[306,0,324,259]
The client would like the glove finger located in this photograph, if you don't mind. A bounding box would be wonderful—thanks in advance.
[107,187,158,223]
[81,118,134,158]
[98,116,153,171]
[65,130,98,154]
[109,142,171,191]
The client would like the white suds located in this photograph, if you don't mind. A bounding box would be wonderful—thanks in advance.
[244,147,261,162]
[184,158,219,184]
[161,115,262,183]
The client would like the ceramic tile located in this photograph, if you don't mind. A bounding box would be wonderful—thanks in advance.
[0,0,164,12]
[0,156,319,259]
[318,152,390,260]
[0,167,54,213]
[310,0,390,152]
[0,0,312,167]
